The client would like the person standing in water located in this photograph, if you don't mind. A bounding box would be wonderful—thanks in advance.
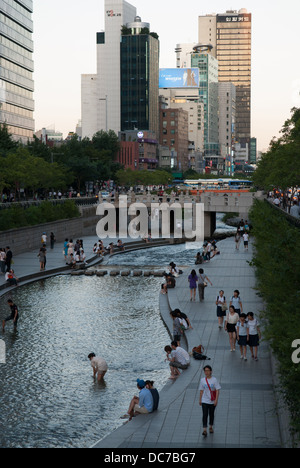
[2,299,19,332]
[88,353,108,382]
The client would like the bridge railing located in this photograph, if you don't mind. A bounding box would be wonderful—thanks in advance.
[265,199,300,229]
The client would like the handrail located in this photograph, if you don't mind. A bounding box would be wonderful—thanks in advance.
[265,199,300,229]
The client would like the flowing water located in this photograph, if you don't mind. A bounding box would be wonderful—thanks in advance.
[0,275,170,448]
[0,213,234,448]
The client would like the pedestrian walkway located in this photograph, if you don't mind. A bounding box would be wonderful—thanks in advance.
[0,236,97,290]
[93,237,282,448]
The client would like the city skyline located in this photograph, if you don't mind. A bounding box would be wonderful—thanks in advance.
[33,0,300,153]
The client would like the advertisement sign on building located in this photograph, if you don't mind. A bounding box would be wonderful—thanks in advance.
[159,68,200,89]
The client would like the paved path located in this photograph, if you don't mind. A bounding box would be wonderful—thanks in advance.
[94,237,282,449]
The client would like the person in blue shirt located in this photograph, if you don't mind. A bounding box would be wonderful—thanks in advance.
[121,379,154,421]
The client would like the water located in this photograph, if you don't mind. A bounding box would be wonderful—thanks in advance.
[0,275,170,448]
[0,213,234,448]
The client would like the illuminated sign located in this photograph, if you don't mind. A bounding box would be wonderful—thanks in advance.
[217,14,251,23]
[159,68,200,89]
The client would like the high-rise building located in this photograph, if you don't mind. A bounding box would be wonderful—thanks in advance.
[120,16,159,139]
[191,46,219,160]
[218,82,236,175]
[81,0,137,139]
[0,0,35,142]
[198,9,252,149]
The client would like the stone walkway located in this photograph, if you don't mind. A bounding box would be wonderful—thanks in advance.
[93,237,283,448]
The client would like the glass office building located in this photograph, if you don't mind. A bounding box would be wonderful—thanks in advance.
[121,17,159,138]
[0,0,34,142]
[191,49,219,157]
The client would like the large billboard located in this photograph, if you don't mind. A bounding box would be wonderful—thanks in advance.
[159,68,199,89]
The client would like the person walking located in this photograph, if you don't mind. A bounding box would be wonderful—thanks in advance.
[2,299,19,331]
[216,290,227,329]
[247,312,262,361]
[230,290,243,316]
[38,246,46,271]
[199,365,221,437]
[188,269,199,302]
[224,306,240,351]
[5,246,13,272]
[50,232,56,249]
[236,313,249,360]
[198,268,213,302]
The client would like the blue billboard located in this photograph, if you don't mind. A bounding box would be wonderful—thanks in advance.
[159,68,199,89]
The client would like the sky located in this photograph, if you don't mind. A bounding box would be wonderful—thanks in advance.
[33,0,300,152]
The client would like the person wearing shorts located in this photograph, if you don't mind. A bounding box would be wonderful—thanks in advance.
[88,353,108,382]
[2,299,19,331]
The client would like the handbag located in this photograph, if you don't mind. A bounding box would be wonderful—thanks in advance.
[221,304,228,312]
[206,378,217,402]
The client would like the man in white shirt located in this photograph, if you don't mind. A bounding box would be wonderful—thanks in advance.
[165,341,190,379]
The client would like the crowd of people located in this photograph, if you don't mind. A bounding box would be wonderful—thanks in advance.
[1,225,262,440]
[93,239,125,257]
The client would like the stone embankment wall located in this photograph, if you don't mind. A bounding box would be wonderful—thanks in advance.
[0,206,98,255]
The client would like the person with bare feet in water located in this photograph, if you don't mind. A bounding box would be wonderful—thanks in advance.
[2,299,19,332]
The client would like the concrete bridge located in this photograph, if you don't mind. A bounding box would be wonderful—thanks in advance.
[98,190,265,237]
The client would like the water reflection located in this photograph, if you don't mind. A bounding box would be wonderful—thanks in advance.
[0,275,170,448]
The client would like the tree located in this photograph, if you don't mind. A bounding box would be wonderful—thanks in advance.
[0,123,18,156]
[252,108,300,193]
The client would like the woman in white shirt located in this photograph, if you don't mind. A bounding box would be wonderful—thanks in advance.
[229,290,243,316]
[216,290,227,328]
[199,366,221,437]
[247,312,261,361]
[225,306,240,351]
[236,313,249,360]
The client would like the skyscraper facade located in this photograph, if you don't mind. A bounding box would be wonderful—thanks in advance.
[81,0,137,139]
[120,16,159,138]
[198,9,251,149]
[0,0,35,142]
[191,47,219,158]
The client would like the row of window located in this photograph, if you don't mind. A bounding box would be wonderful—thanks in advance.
[0,12,32,43]
[7,124,33,139]
[3,0,33,32]
[1,79,33,100]
[1,101,33,119]
[0,57,33,80]
[0,34,33,62]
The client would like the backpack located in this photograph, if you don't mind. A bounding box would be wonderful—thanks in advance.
[192,345,210,361]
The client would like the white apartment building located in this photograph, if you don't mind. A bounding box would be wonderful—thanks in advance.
[81,0,137,139]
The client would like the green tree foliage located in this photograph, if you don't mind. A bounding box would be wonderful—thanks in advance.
[115,168,173,187]
[0,200,80,231]
[0,123,18,156]
[249,199,300,441]
[0,127,123,196]
[252,107,300,191]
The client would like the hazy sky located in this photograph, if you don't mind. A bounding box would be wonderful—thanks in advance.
[33,0,300,152]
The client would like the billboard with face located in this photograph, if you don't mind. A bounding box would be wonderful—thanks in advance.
[159,68,200,88]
